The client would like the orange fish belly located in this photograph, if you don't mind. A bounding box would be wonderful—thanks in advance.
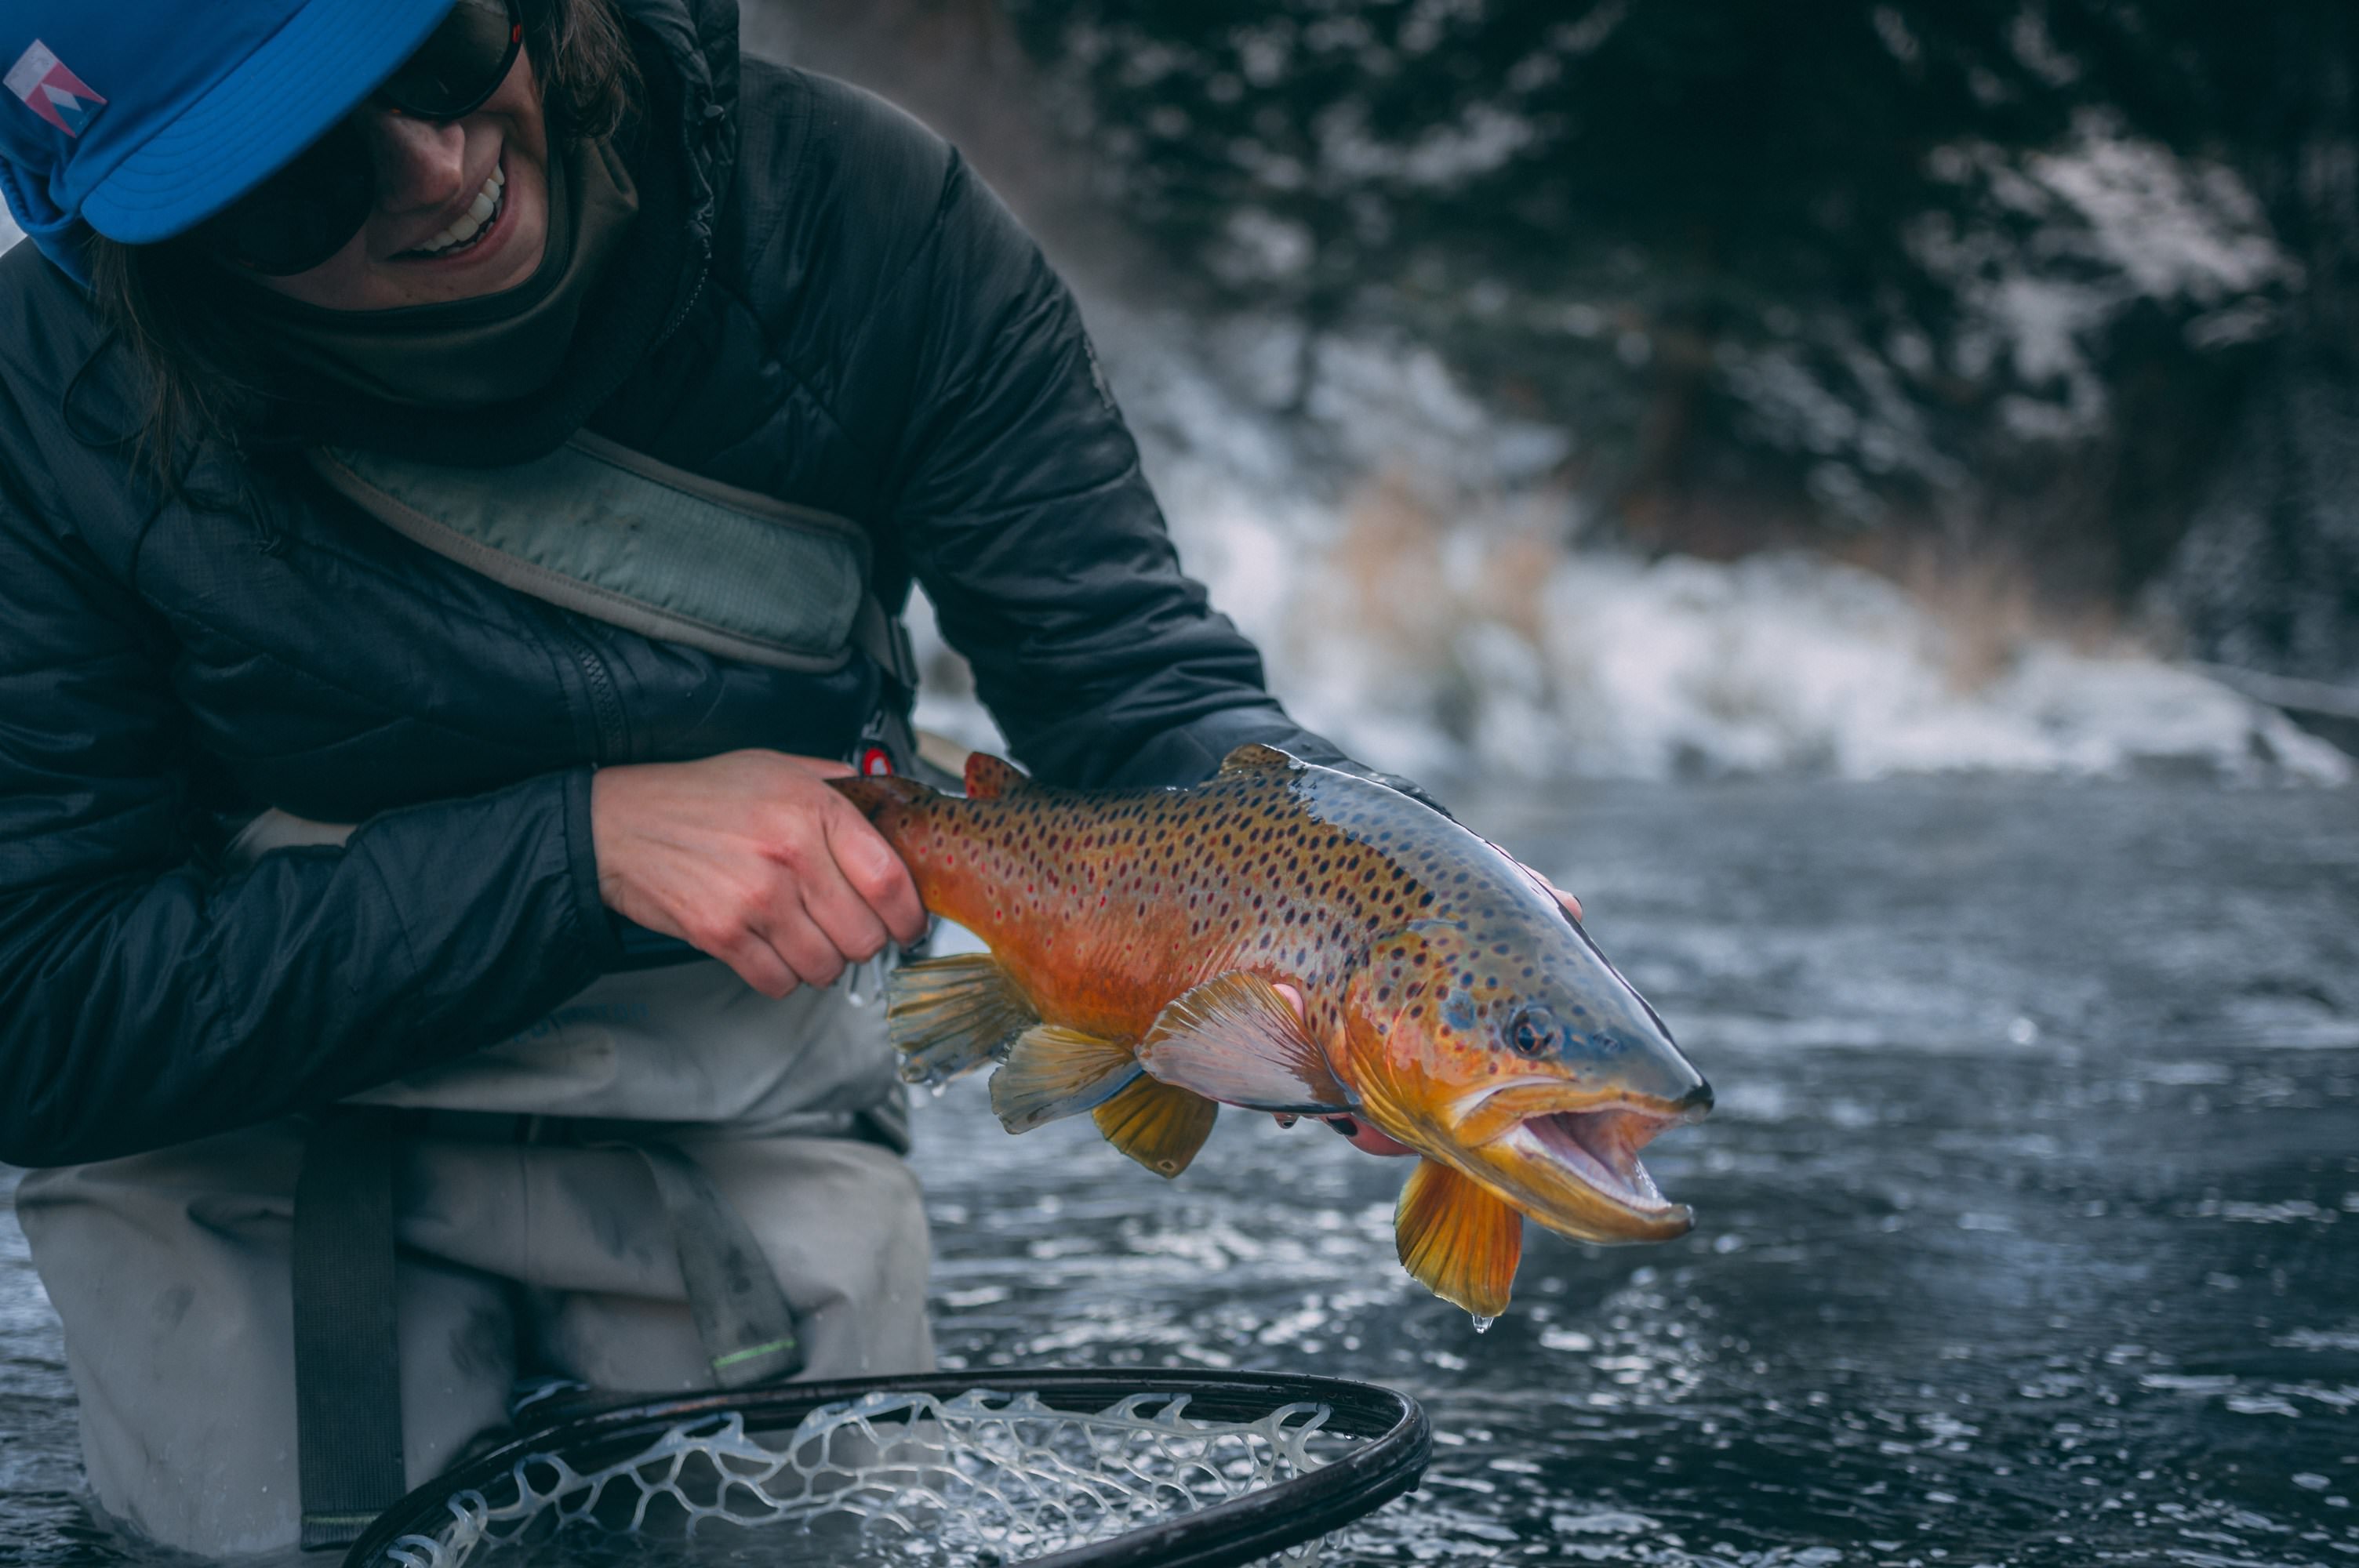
[878,793,1262,1041]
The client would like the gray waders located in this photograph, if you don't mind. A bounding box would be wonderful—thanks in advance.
[288,1113,812,1548]
[21,434,941,1554]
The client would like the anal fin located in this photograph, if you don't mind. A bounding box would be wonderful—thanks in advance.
[1093,1077,1219,1178]
[1395,1159,1524,1316]
[1136,971,1354,1113]
[989,1025,1141,1132]
[885,953,1038,1086]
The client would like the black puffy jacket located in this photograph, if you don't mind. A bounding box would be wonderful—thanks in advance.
[0,0,1410,1167]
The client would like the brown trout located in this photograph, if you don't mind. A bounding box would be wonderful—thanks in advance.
[831,745,1711,1316]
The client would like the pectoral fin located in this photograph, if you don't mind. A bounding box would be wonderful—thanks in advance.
[1093,1076,1220,1178]
[885,953,1038,1086]
[989,1025,1142,1131]
[1136,971,1354,1113]
[1395,1160,1524,1317]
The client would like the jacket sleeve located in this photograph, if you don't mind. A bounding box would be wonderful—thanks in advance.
[0,460,622,1168]
[868,147,1445,808]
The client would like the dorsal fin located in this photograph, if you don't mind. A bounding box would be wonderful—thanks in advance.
[1219,742,1301,775]
[964,753,1031,800]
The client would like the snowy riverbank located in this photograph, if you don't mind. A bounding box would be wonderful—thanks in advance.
[914,303,2350,788]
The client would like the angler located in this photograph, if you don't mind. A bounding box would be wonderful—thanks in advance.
[0,0,1483,1554]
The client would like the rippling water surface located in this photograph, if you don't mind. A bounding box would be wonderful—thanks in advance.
[5,780,2356,1566]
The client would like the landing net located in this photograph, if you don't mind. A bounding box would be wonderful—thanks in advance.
[357,1374,1428,1568]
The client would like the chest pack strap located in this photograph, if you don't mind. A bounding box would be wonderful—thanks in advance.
[306,434,917,690]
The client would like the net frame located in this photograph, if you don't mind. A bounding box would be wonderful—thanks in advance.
[344,1368,1430,1568]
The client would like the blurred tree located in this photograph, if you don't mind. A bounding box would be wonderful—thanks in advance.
[2063,1,2359,678]
[989,0,2335,646]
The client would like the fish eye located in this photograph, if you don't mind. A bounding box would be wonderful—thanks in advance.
[1507,1005,1557,1058]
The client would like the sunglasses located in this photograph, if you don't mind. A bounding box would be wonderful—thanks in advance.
[190,0,525,276]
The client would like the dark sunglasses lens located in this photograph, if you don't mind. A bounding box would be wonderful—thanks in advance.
[195,120,374,275]
[380,0,520,118]
[186,1,518,274]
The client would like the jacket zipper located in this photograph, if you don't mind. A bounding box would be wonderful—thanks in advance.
[654,259,710,353]
[562,626,630,760]
[555,138,709,760]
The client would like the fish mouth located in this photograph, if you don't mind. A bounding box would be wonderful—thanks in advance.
[1520,1108,1671,1210]
[1478,1090,1707,1243]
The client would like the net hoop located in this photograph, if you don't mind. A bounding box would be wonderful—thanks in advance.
[343,1367,1430,1568]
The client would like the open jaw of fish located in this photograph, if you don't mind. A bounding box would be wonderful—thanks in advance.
[1458,1083,1708,1245]
[1370,1073,1710,1318]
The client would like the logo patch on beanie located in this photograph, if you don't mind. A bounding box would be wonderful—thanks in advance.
[6,42,106,138]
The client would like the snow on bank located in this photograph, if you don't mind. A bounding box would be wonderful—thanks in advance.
[1279,545,2349,785]
[915,303,2349,788]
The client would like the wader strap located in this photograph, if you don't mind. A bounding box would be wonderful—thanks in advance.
[627,1143,806,1388]
[293,1109,407,1550]
[852,594,921,694]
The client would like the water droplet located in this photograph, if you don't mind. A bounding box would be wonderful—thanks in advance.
[1471,1315,1496,1333]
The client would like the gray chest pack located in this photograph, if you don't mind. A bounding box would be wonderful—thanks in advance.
[285,434,927,1548]
[307,430,923,753]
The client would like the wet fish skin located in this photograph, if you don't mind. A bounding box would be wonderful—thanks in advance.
[831,746,1710,1315]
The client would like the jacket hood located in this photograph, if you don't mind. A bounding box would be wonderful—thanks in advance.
[615,0,740,259]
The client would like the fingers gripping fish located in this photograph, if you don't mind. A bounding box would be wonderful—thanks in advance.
[830,746,1713,1317]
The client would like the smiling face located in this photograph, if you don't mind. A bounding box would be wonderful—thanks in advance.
[250,46,551,310]
[1339,885,1712,1244]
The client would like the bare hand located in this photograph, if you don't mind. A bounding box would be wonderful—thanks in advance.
[591,750,929,997]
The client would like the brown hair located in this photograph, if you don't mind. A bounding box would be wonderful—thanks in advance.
[85,0,642,485]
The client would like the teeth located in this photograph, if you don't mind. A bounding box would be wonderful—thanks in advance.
[414,166,505,256]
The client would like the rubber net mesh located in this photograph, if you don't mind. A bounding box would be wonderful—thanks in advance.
[375,1388,1347,1568]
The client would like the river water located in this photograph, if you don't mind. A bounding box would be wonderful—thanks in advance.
[4,779,2355,1566]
